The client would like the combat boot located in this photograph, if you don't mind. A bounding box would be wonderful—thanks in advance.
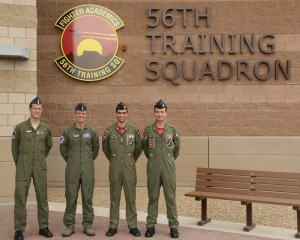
[14,231,24,240]
[83,226,95,236]
[170,228,179,238]
[62,227,75,237]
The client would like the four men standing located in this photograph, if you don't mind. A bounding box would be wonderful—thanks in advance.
[11,99,180,239]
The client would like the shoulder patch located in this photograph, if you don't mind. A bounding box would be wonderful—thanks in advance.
[12,131,16,139]
[60,136,64,144]
[103,129,109,138]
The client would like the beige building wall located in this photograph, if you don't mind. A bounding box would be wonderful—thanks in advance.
[2,132,300,202]
[0,0,37,203]
[46,136,209,188]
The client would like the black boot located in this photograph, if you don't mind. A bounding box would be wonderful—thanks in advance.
[14,231,24,240]
[39,227,53,238]
[170,228,179,238]
[106,228,117,237]
[129,228,141,237]
[145,227,155,237]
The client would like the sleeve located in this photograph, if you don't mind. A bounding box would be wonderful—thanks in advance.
[173,129,180,160]
[59,130,68,162]
[142,128,149,159]
[11,126,20,164]
[92,131,100,160]
[45,128,53,157]
[102,129,111,161]
[134,129,142,161]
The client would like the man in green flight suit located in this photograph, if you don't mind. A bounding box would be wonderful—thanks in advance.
[60,103,100,237]
[12,97,53,240]
[142,99,180,238]
[102,102,142,237]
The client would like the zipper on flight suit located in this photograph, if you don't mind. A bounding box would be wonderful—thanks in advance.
[118,127,125,174]
[155,127,163,174]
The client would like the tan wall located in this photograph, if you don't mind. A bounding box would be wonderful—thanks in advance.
[0,1,38,203]
[2,136,300,202]
[46,136,209,187]
[0,137,37,204]
[0,1,37,136]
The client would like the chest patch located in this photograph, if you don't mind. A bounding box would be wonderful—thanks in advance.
[25,129,32,134]
[82,133,91,139]
[166,134,173,147]
[73,134,79,138]
[127,134,134,146]
[148,134,155,148]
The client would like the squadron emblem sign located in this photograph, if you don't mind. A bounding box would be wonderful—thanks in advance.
[55,5,125,81]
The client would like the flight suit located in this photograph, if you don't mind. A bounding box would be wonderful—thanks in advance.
[11,119,53,231]
[142,122,180,229]
[102,122,142,229]
[60,123,100,228]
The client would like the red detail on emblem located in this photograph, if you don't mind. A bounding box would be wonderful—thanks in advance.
[121,45,127,51]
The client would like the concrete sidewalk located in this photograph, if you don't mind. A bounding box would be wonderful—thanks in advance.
[0,202,296,240]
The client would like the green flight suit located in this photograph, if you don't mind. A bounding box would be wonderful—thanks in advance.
[60,123,100,228]
[102,122,142,229]
[11,119,53,231]
[142,122,180,229]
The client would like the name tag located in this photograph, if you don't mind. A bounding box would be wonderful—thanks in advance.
[82,133,91,138]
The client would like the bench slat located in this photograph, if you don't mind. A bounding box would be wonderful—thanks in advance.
[254,177,300,186]
[185,190,300,207]
[197,173,300,186]
[254,184,300,193]
[197,173,251,183]
[196,179,251,190]
[196,179,300,193]
[197,167,300,179]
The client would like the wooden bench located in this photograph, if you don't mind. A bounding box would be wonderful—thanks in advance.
[185,167,300,238]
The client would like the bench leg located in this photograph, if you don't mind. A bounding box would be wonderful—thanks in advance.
[198,198,211,226]
[293,207,300,238]
[241,201,256,232]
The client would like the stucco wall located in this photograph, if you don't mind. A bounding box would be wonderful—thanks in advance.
[0,0,38,203]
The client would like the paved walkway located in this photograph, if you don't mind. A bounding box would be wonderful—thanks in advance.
[0,202,296,240]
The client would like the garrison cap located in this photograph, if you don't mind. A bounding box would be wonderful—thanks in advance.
[75,103,87,111]
[116,102,128,112]
[29,97,42,107]
[154,99,167,110]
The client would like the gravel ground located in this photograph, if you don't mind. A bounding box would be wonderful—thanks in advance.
[48,187,296,230]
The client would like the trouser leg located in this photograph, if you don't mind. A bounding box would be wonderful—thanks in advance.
[123,173,137,229]
[146,174,161,228]
[81,177,95,227]
[33,174,49,229]
[109,174,122,228]
[14,179,31,231]
[162,172,179,228]
[63,180,80,228]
